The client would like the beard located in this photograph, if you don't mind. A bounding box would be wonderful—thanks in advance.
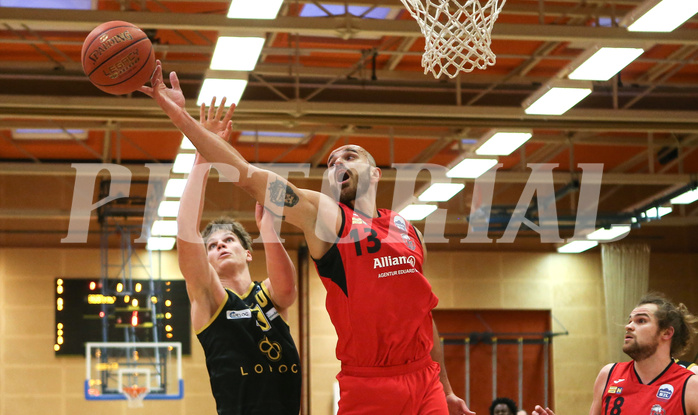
[623,333,660,361]
[334,167,371,205]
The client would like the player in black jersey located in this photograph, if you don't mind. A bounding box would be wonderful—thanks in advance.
[675,358,698,374]
[177,99,301,415]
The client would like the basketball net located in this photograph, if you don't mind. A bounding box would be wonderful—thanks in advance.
[400,0,507,78]
[122,385,149,408]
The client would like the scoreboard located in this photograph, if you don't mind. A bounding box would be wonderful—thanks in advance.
[54,278,191,355]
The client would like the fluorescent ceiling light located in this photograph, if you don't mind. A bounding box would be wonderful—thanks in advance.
[557,240,598,253]
[523,82,593,115]
[180,136,195,151]
[238,131,306,144]
[418,183,465,202]
[586,225,631,241]
[227,0,283,19]
[670,188,698,205]
[164,179,187,198]
[644,206,672,219]
[0,0,93,9]
[146,237,176,251]
[475,131,532,156]
[211,37,265,71]
[151,220,178,237]
[398,204,438,221]
[172,153,196,174]
[158,201,180,218]
[446,158,498,179]
[623,0,698,32]
[12,128,87,140]
[197,78,247,107]
[568,47,644,81]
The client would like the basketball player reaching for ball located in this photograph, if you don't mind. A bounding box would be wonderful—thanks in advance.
[532,293,698,415]
[140,62,472,415]
[177,98,301,415]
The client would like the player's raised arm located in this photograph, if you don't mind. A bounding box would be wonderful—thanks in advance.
[256,202,297,319]
[175,100,238,330]
[140,61,340,259]
[176,152,226,331]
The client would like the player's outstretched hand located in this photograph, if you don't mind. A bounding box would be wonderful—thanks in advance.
[446,393,476,415]
[200,96,235,141]
[138,59,185,116]
[532,405,556,415]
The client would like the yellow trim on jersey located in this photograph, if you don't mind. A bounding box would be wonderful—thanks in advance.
[675,358,697,370]
[231,282,256,300]
[260,281,291,327]
[195,290,230,335]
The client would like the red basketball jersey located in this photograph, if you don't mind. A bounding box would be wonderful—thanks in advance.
[602,360,694,415]
[313,203,438,367]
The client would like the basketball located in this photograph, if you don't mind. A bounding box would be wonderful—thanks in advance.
[81,21,155,95]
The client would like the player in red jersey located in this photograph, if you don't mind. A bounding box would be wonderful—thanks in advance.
[140,62,472,415]
[532,293,698,415]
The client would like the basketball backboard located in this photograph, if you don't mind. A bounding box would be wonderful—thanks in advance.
[84,342,183,402]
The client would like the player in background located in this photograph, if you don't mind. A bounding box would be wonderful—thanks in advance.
[532,293,697,415]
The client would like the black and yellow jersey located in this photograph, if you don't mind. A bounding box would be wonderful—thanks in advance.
[197,282,301,415]
[675,358,697,371]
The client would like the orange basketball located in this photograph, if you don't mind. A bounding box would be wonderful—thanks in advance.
[81,21,155,95]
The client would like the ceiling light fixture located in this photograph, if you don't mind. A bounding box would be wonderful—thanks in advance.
[146,237,176,251]
[151,220,178,237]
[567,47,645,81]
[164,179,188,198]
[643,206,672,219]
[398,204,438,221]
[523,79,593,115]
[446,158,498,179]
[474,130,532,156]
[670,188,698,205]
[172,153,196,174]
[158,201,180,218]
[227,0,283,19]
[211,37,265,71]
[621,0,698,32]
[586,225,631,241]
[417,183,465,202]
[180,136,195,151]
[197,72,249,107]
[557,240,598,253]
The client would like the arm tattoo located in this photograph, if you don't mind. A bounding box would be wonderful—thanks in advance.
[268,179,299,208]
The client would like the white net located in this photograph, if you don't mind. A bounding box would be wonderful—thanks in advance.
[400,0,507,78]
[123,385,149,408]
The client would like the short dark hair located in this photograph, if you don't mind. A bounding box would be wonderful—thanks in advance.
[201,217,253,251]
[490,397,517,415]
[638,292,698,356]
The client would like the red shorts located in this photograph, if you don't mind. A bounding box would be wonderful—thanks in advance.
[336,356,448,415]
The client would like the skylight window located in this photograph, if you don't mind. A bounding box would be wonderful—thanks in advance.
[13,128,87,140]
[238,131,306,144]
[300,4,394,19]
[0,0,93,9]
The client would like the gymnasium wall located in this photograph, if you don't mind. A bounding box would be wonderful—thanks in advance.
[0,248,696,415]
